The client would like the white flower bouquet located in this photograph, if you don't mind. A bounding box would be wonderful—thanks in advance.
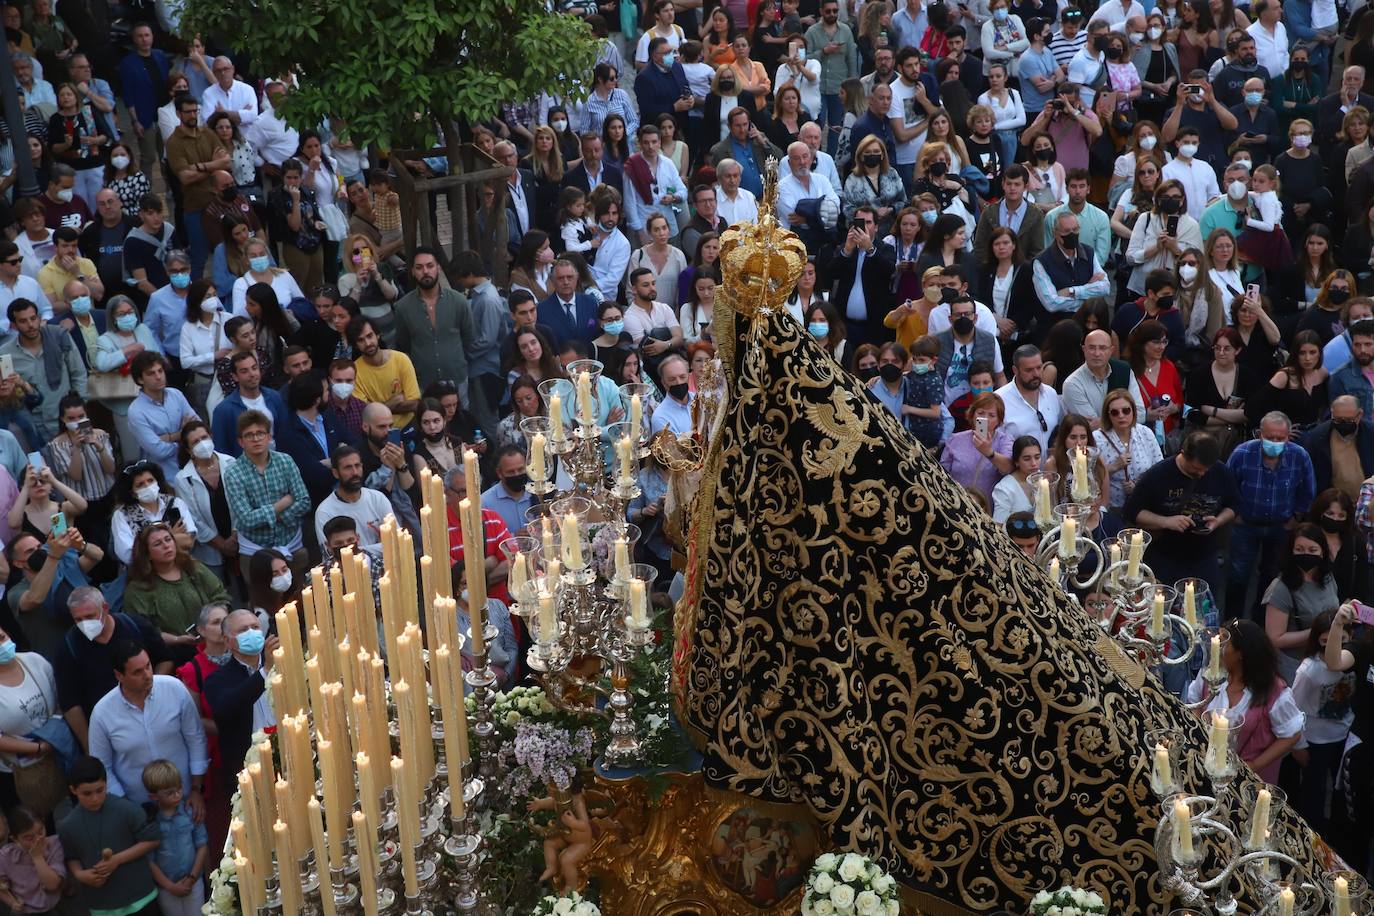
[530,890,602,916]
[801,852,900,916]
[1029,886,1108,915]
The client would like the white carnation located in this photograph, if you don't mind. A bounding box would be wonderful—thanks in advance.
[885,901,900,916]
[814,900,836,916]
[573,904,600,916]
[831,884,857,910]
[855,890,882,914]
[838,853,868,881]
[1085,892,1104,908]
[210,884,236,911]
[554,899,574,915]
[815,853,838,870]
[813,872,836,895]
[1033,891,1052,905]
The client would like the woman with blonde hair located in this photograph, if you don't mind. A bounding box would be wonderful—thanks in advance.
[842,136,906,235]
[523,125,566,234]
[231,235,305,317]
[337,232,399,331]
[912,141,971,212]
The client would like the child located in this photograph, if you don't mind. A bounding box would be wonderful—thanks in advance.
[143,759,207,916]
[557,187,596,255]
[903,335,945,448]
[1291,610,1355,834]
[0,806,64,915]
[367,169,404,257]
[947,360,996,432]
[57,756,160,916]
[1237,163,1291,275]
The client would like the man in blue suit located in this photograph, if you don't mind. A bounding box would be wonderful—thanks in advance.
[204,608,277,787]
[210,351,289,456]
[536,259,600,348]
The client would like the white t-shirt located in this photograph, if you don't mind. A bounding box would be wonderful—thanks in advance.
[681,61,715,104]
[774,59,823,119]
[634,24,685,64]
[622,300,681,343]
[889,77,928,166]
[1291,656,1355,747]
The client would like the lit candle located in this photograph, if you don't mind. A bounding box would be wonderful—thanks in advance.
[1151,742,1173,794]
[1034,477,1054,528]
[549,392,564,440]
[630,393,643,443]
[540,521,555,568]
[1206,712,1229,775]
[561,512,583,569]
[1150,590,1166,639]
[539,593,557,643]
[630,578,648,627]
[509,552,528,602]
[1058,516,1077,559]
[353,809,380,916]
[1173,799,1195,860]
[1336,876,1352,916]
[1108,543,1121,587]
[577,370,593,424]
[274,819,301,913]
[308,798,337,916]
[1248,788,1271,849]
[1048,557,1061,581]
[1207,635,1222,680]
[1278,887,1294,916]
[1183,581,1197,629]
[463,448,480,509]
[392,756,420,898]
[614,538,630,582]
[616,435,635,486]
[1127,531,1144,579]
[1072,447,1090,500]
[530,433,547,482]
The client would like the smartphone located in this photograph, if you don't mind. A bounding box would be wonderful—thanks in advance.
[1184,83,1202,93]
[1166,215,1180,236]
[386,430,403,446]
[1247,283,1260,300]
[50,512,65,537]
[0,354,12,378]
[163,506,181,529]
[976,416,989,438]
[1355,601,1374,627]
[26,451,42,471]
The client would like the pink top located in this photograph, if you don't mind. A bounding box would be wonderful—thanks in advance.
[0,836,65,913]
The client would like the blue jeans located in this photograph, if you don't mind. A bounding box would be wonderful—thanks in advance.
[183,208,209,279]
[820,92,844,156]
[1225,520,1287,621]
[994,128,1019,175]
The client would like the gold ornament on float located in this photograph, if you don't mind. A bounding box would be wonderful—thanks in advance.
[717,158,808,319]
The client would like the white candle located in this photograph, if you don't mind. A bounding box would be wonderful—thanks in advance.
[1173,799,1195,860]
[1071,449,1091,501]
[1278,887,1294,916]
[1248,788,1271,849]
[530,433,546,481]
[538,593,557,642]
[630,393,643,443]
[617,435,635,485]
[1207,635,1222,680]
[560,513,583,568]
[577,370,593,425]
[549,393,564,439]
[1206,712,1229,774]
[1150,590,1166,639]
[614,537,630,582]
[1183,581,1197,629]
[1058,517,1077,559]
[1151,742,1173,794]
[1127,531,1144,579]
[1048,557,1061,581]
[1034,477,1054,528]
[629,578,648,627]
[1108,543,1121,588]
[1336,876,1352,916]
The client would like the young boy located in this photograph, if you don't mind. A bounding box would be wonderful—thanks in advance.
[58,756,160,916]
[367,169,403,256]
[143,760,207,916]
[902,335,945,448]
[947,360,996,432]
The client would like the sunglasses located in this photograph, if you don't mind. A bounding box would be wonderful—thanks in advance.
[1109,407,1134,417]
[1,258,20,266]
[1035,409,1048,432]
[1008,518,1039,534]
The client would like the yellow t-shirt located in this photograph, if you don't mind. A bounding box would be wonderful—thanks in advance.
[38,256,99,307]
[354,351,421,427]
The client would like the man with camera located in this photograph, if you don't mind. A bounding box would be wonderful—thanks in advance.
[1019,83,1102,173]
[1162,75,1238,179]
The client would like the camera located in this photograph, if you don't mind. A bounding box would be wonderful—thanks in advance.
[1050,99,1066,111]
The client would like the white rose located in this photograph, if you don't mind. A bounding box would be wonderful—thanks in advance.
[839,853,867,881]
[803,903,817,916]
[211,884,236,911]
[574,904,600,916]
[831,884,857,910]
[813,872,836,895]
[855,890,881,915]
[1086,892,1104,909]
[885,901,900,916]
[1033,891,1052,906]
[873,874,895,895]
[815,853,838,870]
[504,711,522,726]
[814,901,836,916]
[554,899,574,915]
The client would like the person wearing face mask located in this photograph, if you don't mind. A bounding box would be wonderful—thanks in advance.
[1273,120,1331,240]
[200,170,261,250]
[936,293,1008,408]
[0,621,61,811]
[138,250,195,394]
[649,354,695,436]
[1132,15,1180,125]
[1270,49,1322,137]
[37,226,102,314]
[1303,394,1374,501]
[1228,77,1281,166]
[634,37,695,127]
[440,462,514,603]
[203,608,281,784]
[1224,412,1318,622]
[124,522,230,666]
[1262,524,1338,684]
[172,420,237,582]
[38,165,92,233]
[1160,126,1223,221]
[1209,32,1265,106]
[1161,70,1239,176]
[1198,162,1255,244]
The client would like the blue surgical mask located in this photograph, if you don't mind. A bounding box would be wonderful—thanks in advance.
[807,321,829,338]
[662,51,676,68]
[0,639,16,665]
[913,362,932,374]
[249,256,271,272]
[1244,91,1264,107]
[603,320,625,336]
[236,628,265,656]
[69,295,92,316]
[169,272,191,289]
[115,313,137,332]
[1261,438,1286,458]
[993,7,1009,19]
[920,210,938,225]
[971,385,994,395]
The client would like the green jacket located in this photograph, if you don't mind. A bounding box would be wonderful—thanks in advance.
[124,560,229,635]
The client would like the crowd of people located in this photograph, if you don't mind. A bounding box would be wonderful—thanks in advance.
[2,0,1374,908]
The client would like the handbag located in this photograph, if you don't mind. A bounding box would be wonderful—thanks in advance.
[87,368,140,401]
[11,754,65,818]
[319,200,349,243]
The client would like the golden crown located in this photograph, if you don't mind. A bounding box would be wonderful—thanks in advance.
[717,157,808,318]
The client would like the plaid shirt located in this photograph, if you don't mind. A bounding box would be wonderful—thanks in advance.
[224,450,311,549]
[1225,439,1317,525]
[326,396,366,440]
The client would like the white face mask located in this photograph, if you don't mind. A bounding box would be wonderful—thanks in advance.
[111,155,131,170]
[331,381,355,400]
[270,572,293,593]
[77,617,103,641]
[1148,26,1163,39]
[1138,135,1157,150]
[1178,143,1198,159]
[55,188,73,203]
[1129,31,1144,42]
[200,296,220,314]
[1227,180,1249,200]
[64,421,81,431]
[192,439,215,460]
[1293,134,1312,149]
[1178,264,1199,282]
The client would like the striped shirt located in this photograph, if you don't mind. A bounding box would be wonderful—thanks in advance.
[581,87,639,138]
[43,430,116,502]
[1049,29,1087,70]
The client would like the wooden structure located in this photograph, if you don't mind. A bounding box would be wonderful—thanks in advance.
[388,145,513,277]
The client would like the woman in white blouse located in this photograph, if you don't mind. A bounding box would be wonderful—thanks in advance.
[1125,179,1202,295]
[976,62,1026,186]
[179,279,231,422]
[1204,228,1244,310]
[991,434,1043,523]
[625,213,687,304]
[1186,619,1304,785]
[157,72,191,144]
[231,236,305,317]
[1092,389,1162,514]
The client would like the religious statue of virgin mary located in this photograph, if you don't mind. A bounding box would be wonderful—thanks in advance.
[672,167,1326,913]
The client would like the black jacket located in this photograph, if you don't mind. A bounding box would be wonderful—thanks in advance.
[204,658,267,789]
[828,240,897,348]
[1316,91,1374,147]
[562,161,624,198]
[1303,419,1374,494]
[275,408,352,510]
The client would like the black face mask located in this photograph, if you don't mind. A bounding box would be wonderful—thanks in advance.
[668,381,690,401]
[879,363,903,383]
[940,287,958,303]
[25,548,46,573]
[1105,46,1123,60]
[1334,419,1360,437]
[858,365,879,381]
[1093,35,1110,51]
[1318,515,1345,533]
[862,155,883,168]
[1293,553,1322,571]
[928,161,948,177]
[1156,294,1176,311]
[220,188,237,203]
[1061,231,1079,249]
[1037,148,1057,164]
[720,82,736,93]
[1328,289,1351,306]
[1157,196,1182,215]
[952,315,975,335]
[503,473,529,492]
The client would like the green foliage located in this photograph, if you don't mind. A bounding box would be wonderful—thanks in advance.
[181,0,601,149]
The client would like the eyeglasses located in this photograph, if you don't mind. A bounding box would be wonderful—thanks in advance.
[1,258,20,266]
[240,430,269,441]
[1007,518,1039,534]
[1108,407,1134,417]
